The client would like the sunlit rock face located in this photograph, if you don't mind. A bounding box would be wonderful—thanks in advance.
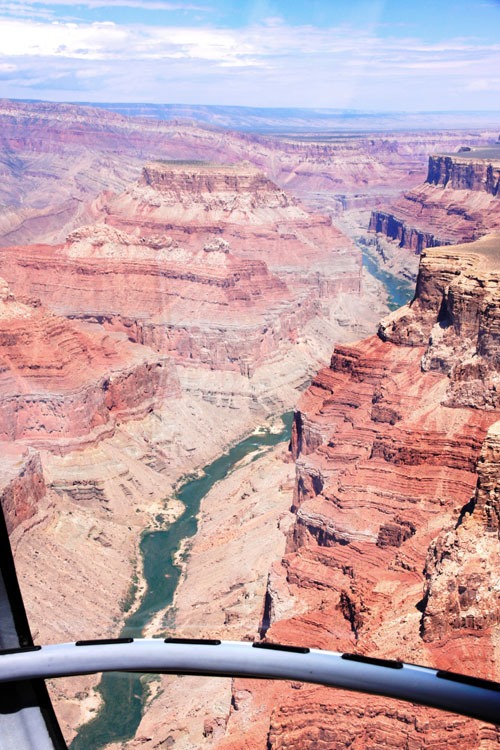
[215,236,500,749]
[0,160,365,375]
[0,225,313,376]
[379,234,500,409]
[0,444,46,533]
[369,150,500,251]
[0,276,179,453]
[98,160,362,296]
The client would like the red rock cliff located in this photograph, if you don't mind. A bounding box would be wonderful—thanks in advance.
[369,148,500,251]
[0,444,46,533]
[101,160,360,293]
[215,235,500,749]
[0,277,179,453]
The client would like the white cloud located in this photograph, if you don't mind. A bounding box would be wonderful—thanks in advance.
[0,14,499,109]
[3,0,209,10]
[466,77,500,91]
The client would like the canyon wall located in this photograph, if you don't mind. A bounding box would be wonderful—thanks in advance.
[0,276,178,452]
[1,99,497,247]
[370,149,500,252]
[100,161,361,296]
[0,160,363,376]
[0,444,46,534]
[211,234,500,749]
[0,155,386,742]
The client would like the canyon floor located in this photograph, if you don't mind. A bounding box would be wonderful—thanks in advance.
[2,100,499,750]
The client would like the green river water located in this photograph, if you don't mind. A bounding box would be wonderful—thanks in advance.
[70,256,414,749]
[361,249,414,311]
[70,412,294,750]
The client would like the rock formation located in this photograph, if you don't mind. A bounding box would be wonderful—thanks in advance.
[1,98,497,246]
[0,161,367,378]
[98,160,361,296]
[0,276,178,452]
[0,444,45,534]
[421,420,500,644]
[212,235,500,748]
[370,148,500,251]
[0,152,388,743]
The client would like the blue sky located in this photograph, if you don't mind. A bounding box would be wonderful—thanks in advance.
[0,0,499,110]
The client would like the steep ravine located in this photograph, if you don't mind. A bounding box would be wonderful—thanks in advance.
[70,414,293,750]
[212,234,500,749]
[63,246,411,749]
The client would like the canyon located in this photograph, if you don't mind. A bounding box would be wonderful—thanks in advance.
[0,117,388,745]
[115,234,500,749]
[369,147,500,256]
[218,235,500,748]
[112,235,500,750]
[1,98,497,247]
[1,97,499,750]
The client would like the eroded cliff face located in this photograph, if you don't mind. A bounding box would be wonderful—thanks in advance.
[0,444,46,533]
[421,420,500,644]
[379,234,500,409]
[0,157,369,378]
[0,223,313,375]
[214,235,500,749]
[100,160,361,297]
[1,98,497,247]
[0,276,179,452]
[369,149,500,252]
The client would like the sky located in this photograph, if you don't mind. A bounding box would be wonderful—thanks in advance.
[0,0,499,110]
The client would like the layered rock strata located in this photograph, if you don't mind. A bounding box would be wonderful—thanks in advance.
[98,161,361,297]
[214,235,500,748]
[0,223,319,376]
[0,276,178,452]
[1,98,497,246]
[0,159,369,378]
[370,149,500,251]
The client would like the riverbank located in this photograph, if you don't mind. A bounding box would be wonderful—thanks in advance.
[50,245,399,748]
[70,414,294,750]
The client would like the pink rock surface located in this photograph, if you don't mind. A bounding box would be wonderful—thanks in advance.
[370,152,500,251]
[99,161,361,290]
[0,277,178,452]
[0,161,364,373]
[215,236,500,749]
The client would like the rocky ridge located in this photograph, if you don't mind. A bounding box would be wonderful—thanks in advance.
[0,222,314,376]
[0,157,373,382]
[99,161,361,297]
[210,235,500,748]
[1,98,497,246]
[370,148,500,252]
